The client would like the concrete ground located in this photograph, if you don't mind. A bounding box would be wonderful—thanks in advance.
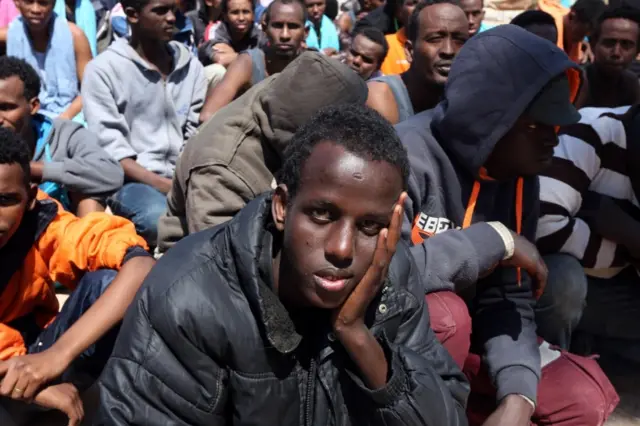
[602,357,640,426]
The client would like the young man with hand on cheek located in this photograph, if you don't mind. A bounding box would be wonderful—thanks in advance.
[98,104,468,425]
[0,128,154,425]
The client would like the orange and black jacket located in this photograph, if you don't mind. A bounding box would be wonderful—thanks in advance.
[0,192,149,360]
[396,26,581,405]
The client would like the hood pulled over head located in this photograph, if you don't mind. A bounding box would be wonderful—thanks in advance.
[432,24,581,177]
[253,52,369,152]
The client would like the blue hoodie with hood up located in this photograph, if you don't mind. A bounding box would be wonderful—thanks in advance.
[397,25,580,404]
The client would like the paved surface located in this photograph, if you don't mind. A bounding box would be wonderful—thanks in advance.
[603,357,640,426]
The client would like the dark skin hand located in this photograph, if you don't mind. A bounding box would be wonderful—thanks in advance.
[332,192,406,390]
[120,158,172,194]
[0,257,155,402]
[504,232,548,299]
[477,231,547,299]
[33,383,84,426]
[482,394,535,426]
[212,43,239,67]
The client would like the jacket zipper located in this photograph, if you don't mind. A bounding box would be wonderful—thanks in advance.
[305,357,316,426]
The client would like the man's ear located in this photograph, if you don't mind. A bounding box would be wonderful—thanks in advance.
[29,97,40,115]
[404,39,413,64]
[304,25,310,38]
[27,183,38,211]
[272,184,289,232]
[124,6,140,24]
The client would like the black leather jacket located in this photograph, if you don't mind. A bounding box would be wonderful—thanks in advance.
[96,194,469,426]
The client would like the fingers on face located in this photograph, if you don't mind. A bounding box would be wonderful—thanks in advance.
[387,192,407,250]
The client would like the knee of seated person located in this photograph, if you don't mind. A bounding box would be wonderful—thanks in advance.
[539,353,619,426]
[541,253,588,314]
[139,203,165,237]
[426,291,472,339]
[77,269,118,299]
[426,291,472,365]
[114,182,155,200]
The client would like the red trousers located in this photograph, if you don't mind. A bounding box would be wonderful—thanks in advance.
[426,291,619,426]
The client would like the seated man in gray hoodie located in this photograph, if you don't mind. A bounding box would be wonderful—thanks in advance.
[82,0,207,248]
[0,56,123,217]
[156,52,368,253]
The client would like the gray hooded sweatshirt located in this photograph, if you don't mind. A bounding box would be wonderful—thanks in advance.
[82,38,207,179]
[33,114,124,195]
[157,52,368,252]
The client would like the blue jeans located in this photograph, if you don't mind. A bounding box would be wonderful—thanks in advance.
[27,269,119,384]
[107,183,166,248]
[536,254,640,362]
[0,270,117,421]
[535,254,588,349]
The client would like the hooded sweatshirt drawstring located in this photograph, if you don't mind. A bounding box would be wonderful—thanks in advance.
[462,171,524,285]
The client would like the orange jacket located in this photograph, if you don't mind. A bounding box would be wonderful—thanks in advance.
[538,0,582,63]
[0,191,148,360]
[381,29,410,76]
[536,0,583,104]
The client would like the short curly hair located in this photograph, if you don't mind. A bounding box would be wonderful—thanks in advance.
[264,0,307,24]
[571,0,606,28]
[0,127,31,187]
[222,0,257,16]
[278,104,409,200]
[120,0,153,11]
[511,10,557,29]
[354,26,390,61]
[408,0,462,42]
[591,6,640,44]
[0,56,41,101]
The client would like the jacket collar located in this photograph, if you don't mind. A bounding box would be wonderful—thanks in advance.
[228,193,302,354]
[0,198,58,295]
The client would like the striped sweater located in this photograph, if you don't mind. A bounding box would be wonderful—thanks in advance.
[537,105,640,278]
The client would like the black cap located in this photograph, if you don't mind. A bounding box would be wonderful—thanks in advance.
[525,74,582,126]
